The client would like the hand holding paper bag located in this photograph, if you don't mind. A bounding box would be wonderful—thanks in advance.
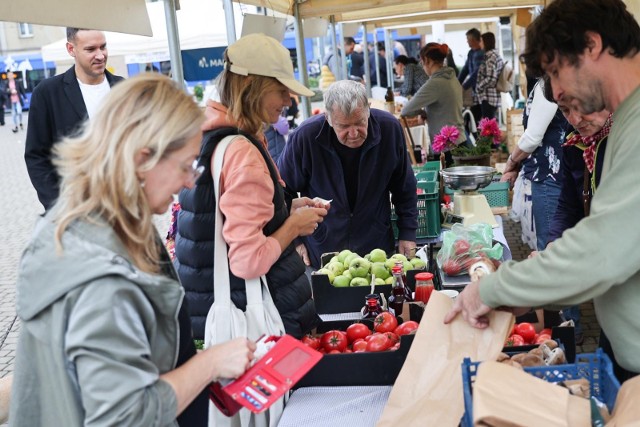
[376,291,514,427]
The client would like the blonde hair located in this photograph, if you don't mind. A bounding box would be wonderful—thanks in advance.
[217,52,285,135]
[53,74,204,273]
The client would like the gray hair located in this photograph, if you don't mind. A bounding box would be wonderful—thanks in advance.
[324,80,369,125]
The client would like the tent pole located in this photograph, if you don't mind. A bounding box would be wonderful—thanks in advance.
[339,23,348,80]
[384,29,393,91]
[361,23,371,97]
[164,0,185,89]
[222,0,237,44]
[293,1,311,120]
[373,29,380,90]
[329,16,339,79]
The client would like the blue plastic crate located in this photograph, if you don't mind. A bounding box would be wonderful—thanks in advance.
[460,349,620,427]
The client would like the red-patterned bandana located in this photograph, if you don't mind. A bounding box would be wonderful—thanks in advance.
[563,114,613,173]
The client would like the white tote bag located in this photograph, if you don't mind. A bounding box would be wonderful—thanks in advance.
[205,135,286,427]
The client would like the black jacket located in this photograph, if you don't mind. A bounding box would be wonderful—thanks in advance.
[24,66,124,210]
[174,127,320,340]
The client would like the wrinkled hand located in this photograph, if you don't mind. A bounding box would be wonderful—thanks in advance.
[398,240,417,258]
[500,171,518,189]
[291,205,327,236]
[209,338,256,381]
[443,280,493,329]
[296,243,310,266]
[291,197,331,213]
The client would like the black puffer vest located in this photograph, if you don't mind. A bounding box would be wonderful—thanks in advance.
[174,127,320,339]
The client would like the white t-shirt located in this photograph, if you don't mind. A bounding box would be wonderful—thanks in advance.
[77,78,111,118]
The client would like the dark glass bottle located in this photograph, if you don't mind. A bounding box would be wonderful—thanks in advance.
[388,266,406,317]
[394,261,413,302]
[361,294,383,319]
[385,87,394,103]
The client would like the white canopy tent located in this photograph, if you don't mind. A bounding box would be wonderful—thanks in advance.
[0,0,152,36]
[41,0,241,65]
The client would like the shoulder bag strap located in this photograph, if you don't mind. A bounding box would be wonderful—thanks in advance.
[582,164,591,217]
[211,135,267,308]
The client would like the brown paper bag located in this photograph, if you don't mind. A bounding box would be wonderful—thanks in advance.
[473,361,590,427]
[376,291,514,427]
[606,375,640,426]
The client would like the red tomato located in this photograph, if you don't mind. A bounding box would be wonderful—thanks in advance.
[301,335,320,350]
[453,239,471,255]
[346,323,371,344]
[364,333,378,342]
[320,330,347,353]
[366,334,392,352]
[327,349,342,354]
[514,322,536,344]
[343,349,353,353]
[535,334,552,344]
[352,339,368,352]
[384,332,400,345]
[374,312,398,333]
[394,320,419,336]
[540,328,553,337]
[390,342,400,351]
[505,334,525,347]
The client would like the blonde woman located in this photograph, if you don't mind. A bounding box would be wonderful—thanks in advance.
[10,74,255,427]
[174,34,327,341]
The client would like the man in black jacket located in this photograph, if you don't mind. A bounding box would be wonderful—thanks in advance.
[25,28,123,210]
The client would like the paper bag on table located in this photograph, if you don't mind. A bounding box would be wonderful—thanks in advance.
[473,361,590,427]
[376,291,514,427]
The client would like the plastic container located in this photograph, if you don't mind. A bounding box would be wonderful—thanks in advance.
[460,349,621,427]
[421,160,442,172]
[415,170,437,182]
[391,180,441,240]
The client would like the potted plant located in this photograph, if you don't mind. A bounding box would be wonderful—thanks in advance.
[193,84,204,103]
[433,118,501,166]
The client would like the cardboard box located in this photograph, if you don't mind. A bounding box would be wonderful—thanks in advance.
[295,333,415,388]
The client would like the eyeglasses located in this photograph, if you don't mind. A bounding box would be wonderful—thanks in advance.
[183,159,204,183]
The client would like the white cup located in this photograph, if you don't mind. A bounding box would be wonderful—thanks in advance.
[439,289,459,300]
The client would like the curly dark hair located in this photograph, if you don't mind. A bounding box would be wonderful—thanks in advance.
[521,0,640,77]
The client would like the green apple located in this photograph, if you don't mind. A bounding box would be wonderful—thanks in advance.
[350,277,369,287]
[344,253,360,269]
[369,248,387,263]
[337,249,353,263]
[314,268,335,284]
[349,257,371,278]
[375,278,386,285]
[384,276,394,285]
[391,253,408,263]
[385,258,401,271]
[342,270,352,280]
[326,261,345,276]
[333,275,351,288]
[410,257,427,270]
[329,256,339,265]
[371,262,390,280]
[403,260,413,272]
[364,253,371,261]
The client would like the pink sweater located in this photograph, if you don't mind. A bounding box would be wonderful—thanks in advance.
[202,101,284,279]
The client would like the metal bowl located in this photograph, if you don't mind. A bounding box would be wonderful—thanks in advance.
[439,166,496,191]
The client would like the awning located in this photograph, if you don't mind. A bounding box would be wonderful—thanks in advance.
[0,0,152,36]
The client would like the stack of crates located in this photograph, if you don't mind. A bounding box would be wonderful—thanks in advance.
[392,161,442,241]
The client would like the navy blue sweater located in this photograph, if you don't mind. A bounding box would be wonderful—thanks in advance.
[547,137,608,243]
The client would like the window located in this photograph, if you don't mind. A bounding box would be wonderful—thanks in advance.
[18,23,33,38]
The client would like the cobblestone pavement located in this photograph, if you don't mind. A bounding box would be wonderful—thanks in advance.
[0,115,39,384]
